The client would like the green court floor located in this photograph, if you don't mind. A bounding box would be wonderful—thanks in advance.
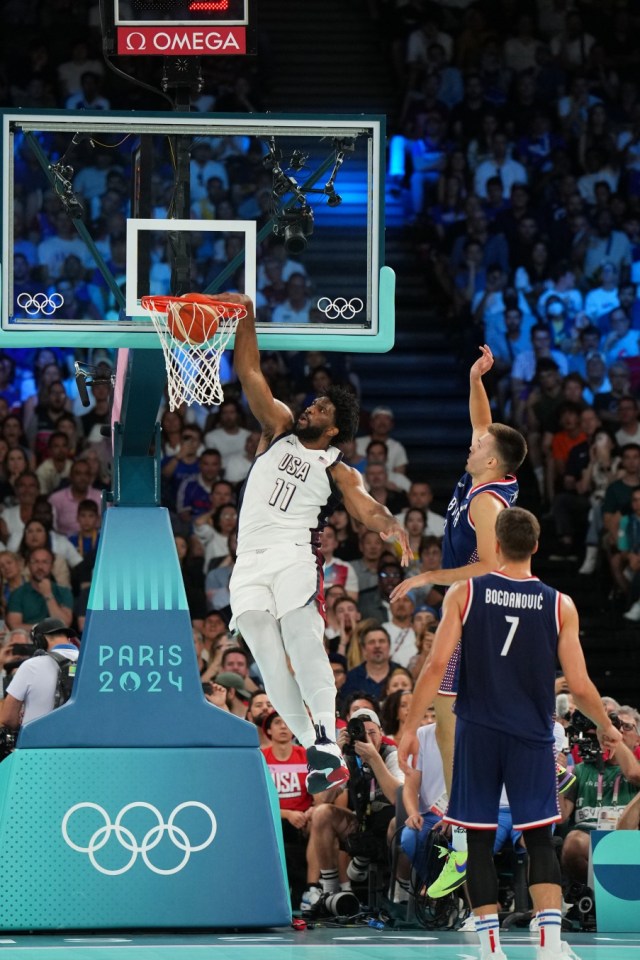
[0,929,638,960]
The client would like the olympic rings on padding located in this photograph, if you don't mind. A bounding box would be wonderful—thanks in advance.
[61,800,217,876]
[316,297,364,320]
[16,292,64,316]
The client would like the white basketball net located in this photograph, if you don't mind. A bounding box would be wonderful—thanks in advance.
[145,297,245,411]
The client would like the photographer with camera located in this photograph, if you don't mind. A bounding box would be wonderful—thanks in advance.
[0,617,79,731]
[302,707,403,916]
[560,708,640,884]
[0,628,32,693]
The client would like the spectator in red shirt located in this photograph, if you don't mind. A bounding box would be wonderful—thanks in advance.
[261,711,316,901]
[262,711,314,828]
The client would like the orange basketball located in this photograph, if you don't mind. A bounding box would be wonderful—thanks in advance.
[167,295,220,344]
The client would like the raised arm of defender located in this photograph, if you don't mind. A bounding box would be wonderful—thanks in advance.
[469,344,494,440]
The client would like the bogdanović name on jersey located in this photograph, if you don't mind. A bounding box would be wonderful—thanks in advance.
[484,589,544,610]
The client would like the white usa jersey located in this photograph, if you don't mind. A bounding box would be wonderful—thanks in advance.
[236,432,342,554]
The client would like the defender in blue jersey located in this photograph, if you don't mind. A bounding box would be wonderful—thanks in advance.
[391,346,527,895]
[400,508,621,960]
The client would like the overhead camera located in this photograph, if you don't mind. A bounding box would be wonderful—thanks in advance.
[49,160,85,220]
[272,169,294,199]
[273,205,314,254]
[289,149,308,172]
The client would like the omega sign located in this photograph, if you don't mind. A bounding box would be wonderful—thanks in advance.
[117,26,246,55]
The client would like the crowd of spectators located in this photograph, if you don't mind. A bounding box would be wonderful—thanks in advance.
[373,0,640,616]
[1,0,640,923]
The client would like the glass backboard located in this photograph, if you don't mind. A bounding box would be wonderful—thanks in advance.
[1,109,394,351]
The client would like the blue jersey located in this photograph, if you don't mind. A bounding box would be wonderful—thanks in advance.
[455,572,561,744]
[442,473,519,568]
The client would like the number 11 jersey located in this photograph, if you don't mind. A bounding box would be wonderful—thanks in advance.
[236,432,342,555]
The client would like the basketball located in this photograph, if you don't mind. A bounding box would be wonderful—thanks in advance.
[167,294,221,345]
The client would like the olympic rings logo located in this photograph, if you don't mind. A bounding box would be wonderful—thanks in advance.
[317,297,364,320]
[61,801,217,876]
[16,292,64,316]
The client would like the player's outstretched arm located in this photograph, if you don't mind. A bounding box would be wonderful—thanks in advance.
[557,594,622,748]
[331,461,411,564]
[390,491,502,597]
[469,344,494,439]
[398,582,466,768]
[225,292,293,436]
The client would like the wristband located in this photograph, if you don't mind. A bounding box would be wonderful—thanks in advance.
[556,763,576,794]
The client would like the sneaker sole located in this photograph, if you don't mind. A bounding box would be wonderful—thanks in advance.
[427,870,467,898]
[307,765,350,795]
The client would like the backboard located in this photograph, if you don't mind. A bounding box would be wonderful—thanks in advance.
[1,109,394,352]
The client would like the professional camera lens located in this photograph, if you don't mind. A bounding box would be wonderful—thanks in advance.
[322,890,360,917]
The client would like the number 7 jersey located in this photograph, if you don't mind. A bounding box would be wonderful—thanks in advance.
[455,572,561,744]
[236,432,342,554]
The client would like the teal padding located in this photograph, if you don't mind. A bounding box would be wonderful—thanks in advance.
[19,507,256,748]
[592,830,640,931]
[261,751,290,892]
[0,748,291,929]
[89,508,188,612]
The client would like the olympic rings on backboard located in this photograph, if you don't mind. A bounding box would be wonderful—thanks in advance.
[316,297,364,320]
[61,800,217,876]
[16,292,64,316]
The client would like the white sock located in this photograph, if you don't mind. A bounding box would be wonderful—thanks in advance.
[236,611,316,746]
[281,606,338,740]
[320,869,339,894]
[395,877,411,902]
[451,825,467,852]
[474,913,501,957]
[538,908,562,953]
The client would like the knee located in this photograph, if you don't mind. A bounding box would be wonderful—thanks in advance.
[400,827,417,861]
[235,610,276,647]
[310,802,337,835]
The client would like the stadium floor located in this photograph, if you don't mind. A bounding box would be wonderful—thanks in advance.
[0,929,637,960]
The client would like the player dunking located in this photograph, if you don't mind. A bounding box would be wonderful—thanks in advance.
[390,345,527,894]
[399,508,621,960]
[225,294,411,793]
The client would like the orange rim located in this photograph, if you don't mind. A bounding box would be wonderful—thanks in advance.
[140,295,244,318]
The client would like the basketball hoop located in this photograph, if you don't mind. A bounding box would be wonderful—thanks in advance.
[141,294,246,410]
